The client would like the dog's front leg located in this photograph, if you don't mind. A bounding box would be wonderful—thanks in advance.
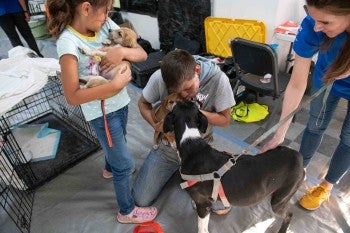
[78,47,107,57]
[198,213,210,233]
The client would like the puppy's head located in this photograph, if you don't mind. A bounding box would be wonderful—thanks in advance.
[164,101,208,134]
[108,27,138,48]
[163,93,184,112]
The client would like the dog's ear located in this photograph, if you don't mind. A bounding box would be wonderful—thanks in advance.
[197,111,208,133]
[163,112,175,133]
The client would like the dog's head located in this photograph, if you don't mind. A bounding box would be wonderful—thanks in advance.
[164,101,208,143]
[162,93,184,112]
[108,27,138,48]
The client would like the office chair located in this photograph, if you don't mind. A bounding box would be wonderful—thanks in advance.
[231,37,291,129]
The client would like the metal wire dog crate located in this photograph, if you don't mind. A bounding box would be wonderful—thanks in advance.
[0,75,100,233]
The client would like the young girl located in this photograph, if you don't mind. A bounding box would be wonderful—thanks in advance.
[46,0,157,223]
[261,0,349,210]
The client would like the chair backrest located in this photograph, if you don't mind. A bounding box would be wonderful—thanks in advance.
[231,37,280,96]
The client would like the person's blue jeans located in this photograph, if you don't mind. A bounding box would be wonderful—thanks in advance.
[132,147,180,206]
[299,88,350,184]
[90,105,135,215]
[132,137,225,211]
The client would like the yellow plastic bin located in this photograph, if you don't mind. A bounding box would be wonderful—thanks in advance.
[204,17,266,58]
[28,15,49,39]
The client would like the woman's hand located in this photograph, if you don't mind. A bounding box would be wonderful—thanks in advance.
[24,11,30,21]
[259,132,285,153]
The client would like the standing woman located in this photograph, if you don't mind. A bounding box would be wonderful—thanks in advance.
[0,0,43,57]
[261,0,350,210]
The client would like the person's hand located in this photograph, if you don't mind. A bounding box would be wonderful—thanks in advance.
[110,63,131,89]
[153,121,164,132]
[259,133,284,153]
[98,65,131,100]
[99,47,125,73]
[24,11,30,22]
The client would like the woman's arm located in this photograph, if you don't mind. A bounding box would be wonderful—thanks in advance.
[260,54,312,153]
[59,54,131,105]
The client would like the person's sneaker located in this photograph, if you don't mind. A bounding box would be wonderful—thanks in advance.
[299,184,331,210]
[117,206,158,224]
[102,169,113,179]
[103,167,136,179]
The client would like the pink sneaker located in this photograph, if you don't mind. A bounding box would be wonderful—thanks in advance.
[102,169,113,179]
[117,206,157,224]
[103,167,136,179]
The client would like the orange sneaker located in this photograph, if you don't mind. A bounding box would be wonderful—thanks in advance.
[299,184,331,210]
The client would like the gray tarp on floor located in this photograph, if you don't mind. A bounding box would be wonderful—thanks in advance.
[28,86,349,233]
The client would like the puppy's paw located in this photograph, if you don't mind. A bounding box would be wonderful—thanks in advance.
[161,139,169,146]
[78,47,88,55]
[102,39,112,46]
[170,142,177,150]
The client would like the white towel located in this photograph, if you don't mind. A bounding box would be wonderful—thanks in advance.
[0,46,60,116]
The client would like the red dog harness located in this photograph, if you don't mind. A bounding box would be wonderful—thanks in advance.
[179,152,240,208]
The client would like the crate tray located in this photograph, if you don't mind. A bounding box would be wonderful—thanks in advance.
[12,113,99,189]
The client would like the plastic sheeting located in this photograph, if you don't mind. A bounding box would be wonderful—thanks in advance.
[28,86,349,233]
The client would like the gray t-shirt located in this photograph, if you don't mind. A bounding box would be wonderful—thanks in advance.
[142,55,235,162]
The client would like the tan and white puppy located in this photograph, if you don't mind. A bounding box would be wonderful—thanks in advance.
[78,27,138,88]
[152,93,184,150]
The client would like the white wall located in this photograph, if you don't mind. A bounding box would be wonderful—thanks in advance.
[120,0,307,69]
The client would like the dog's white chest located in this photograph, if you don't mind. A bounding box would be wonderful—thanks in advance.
[180,125,201,144]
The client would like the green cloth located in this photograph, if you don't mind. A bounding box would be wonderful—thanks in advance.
[231,101,269,123]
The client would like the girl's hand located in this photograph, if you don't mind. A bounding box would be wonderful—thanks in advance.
[110,63,131,89]
[100,47,125,72]
[98,65,131,100]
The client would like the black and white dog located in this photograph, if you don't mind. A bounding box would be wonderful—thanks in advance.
[163,101,304,233]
